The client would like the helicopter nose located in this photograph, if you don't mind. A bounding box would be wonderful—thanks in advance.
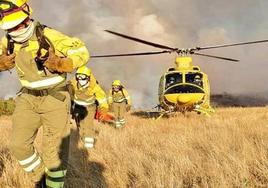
[177,95,192,104]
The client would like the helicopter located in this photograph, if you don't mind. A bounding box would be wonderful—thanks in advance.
[91,30,268,117]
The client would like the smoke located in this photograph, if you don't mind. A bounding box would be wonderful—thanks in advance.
[1,0,268,107]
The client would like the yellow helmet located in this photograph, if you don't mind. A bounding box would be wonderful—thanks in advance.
[112,80,121,86]
[0,0,32,30]
[76,66,91,76]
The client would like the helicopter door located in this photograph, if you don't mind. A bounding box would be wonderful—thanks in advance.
[165,73,183,89]
[185,73,203,87]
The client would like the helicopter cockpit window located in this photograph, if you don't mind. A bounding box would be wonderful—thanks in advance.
[186,73,203,87]
[165,73,182,89]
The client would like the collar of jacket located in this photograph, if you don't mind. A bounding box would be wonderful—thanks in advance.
[10,20,39,47]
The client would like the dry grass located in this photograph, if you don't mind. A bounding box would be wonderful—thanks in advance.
[0,107,268,188]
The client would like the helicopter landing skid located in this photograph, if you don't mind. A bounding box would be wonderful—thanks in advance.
[155,110,173,120]
[194,106,214,117]
[155,107,183,120]
[154,105,214,120]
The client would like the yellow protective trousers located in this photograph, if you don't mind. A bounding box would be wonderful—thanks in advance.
[112,102,127,128]
[74,104,98,149]
[9,92,70,188]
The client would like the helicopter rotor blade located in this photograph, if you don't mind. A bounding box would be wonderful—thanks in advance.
[196,39,268,50]
[91,50,172,58]
[105,30,177,51]
[194,52,239,62]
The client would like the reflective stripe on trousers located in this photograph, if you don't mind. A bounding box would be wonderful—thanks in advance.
[115,121,122,128]
[84,137,94,149]
[18,150,42,172]
[115,118,125,128]
[119,119,126,125]
[46,169,67,188]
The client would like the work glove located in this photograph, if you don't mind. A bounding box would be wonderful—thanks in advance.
[44,48,73,73]
[99,108,108,121]
[98,108,114,122]
[126,105,131,112]
[0,48,16,71]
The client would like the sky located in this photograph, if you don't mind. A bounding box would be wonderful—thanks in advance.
[1,0,268,108]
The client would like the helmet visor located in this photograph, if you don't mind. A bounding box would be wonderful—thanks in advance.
[112,85,120,90]
[76,74,89,81]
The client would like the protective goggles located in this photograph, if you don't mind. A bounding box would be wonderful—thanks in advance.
[0,1,30,19]
[112,85,120,89]
[76,74,89,81]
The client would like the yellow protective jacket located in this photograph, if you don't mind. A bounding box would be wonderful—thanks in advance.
[0,21,89,90]
[108,88,132,106]
[71,75,108,110]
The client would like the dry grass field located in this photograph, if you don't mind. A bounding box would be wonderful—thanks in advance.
[0,107,268,188]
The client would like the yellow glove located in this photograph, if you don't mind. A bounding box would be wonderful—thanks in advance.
[0,48,16,71]
[44,48,73,73]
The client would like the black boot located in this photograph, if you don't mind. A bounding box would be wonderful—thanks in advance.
[34,175,46,188]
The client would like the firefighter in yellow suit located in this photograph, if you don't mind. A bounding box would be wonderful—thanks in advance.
[108,80,131,128]
[0,1,89,187]
[71,66,108,149]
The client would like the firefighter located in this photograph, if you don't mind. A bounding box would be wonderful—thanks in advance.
[108,80,131,128]
[0,1,89,187]
[71,66,108,149]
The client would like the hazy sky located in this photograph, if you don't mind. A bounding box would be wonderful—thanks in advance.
[1,0,268,107]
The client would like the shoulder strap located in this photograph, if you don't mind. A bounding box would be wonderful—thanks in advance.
[35,22,56,72]
[36,22,54,58]
[6,34,14,55]
[121,88,126,99]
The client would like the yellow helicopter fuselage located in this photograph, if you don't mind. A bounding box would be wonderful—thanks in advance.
[158,56,213,114]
